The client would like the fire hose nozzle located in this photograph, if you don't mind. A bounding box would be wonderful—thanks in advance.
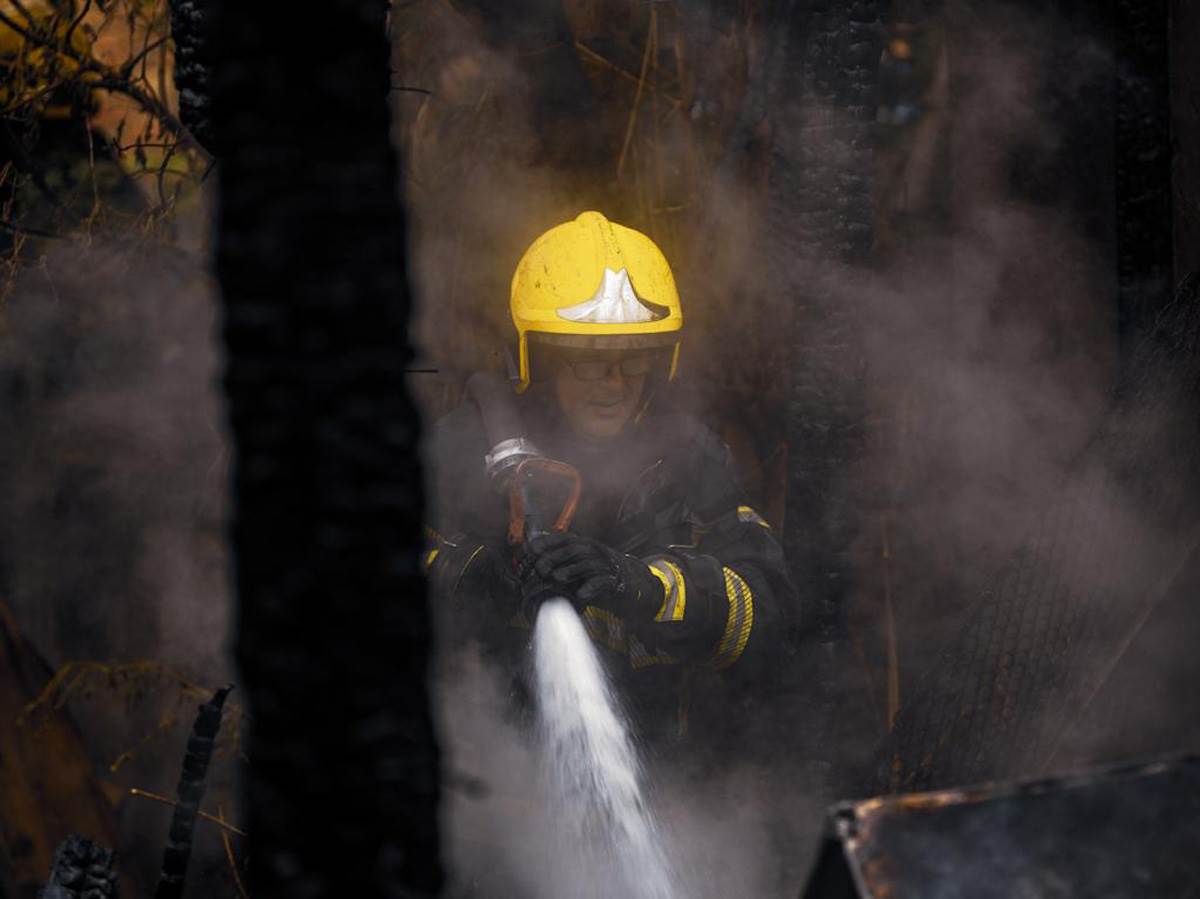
[466,370,544,492]
[485,436,545,489]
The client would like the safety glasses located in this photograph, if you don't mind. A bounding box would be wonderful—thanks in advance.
[561,353,657,381]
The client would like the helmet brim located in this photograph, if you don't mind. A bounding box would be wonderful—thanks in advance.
[527,331,680,352]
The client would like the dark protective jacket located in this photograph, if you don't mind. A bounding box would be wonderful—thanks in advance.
[424,387,797,752]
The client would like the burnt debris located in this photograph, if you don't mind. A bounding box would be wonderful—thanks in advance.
[153,686,232,899]
[41,834,119,899]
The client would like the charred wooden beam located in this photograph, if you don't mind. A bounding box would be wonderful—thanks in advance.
[1172,0,1200,275]
[772,0,884,784]
[167,0,212,152]
[1114,0,1173,350]
[210,0,441,895]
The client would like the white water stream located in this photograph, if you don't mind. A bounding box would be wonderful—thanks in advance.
[533,598,679,899]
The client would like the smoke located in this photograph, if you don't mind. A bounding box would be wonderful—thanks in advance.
[849,9,1200,790]
[397,0,1198,892]
[0,228,237,891]
[0,236,231,676]
[434,642,824,899]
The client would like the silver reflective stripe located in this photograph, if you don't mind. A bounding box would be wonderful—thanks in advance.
[648,558,686,622]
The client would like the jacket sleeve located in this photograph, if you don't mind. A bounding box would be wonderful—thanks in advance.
[600,425,795,677]
[644,507,789,670]
[423,526,522,642]
[421,405,521,644]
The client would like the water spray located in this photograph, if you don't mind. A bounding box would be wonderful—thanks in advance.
[533,600,678,899]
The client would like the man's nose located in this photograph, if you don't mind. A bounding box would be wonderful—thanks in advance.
[600,363,625,386]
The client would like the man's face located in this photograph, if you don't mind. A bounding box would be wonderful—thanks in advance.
[551,349,651,440]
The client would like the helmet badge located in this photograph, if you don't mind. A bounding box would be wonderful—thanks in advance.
[556,267,666,324]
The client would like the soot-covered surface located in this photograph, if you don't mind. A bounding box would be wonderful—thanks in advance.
[804,755,1200,898]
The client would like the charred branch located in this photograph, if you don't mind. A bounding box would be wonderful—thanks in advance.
[153,686,231,899]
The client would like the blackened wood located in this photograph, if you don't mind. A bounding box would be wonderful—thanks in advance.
[809,757,1200,897]
[1171,0,1200,276]
[772,0,883,783]
[166,0,212,151]
[209,1,442,896]
[42,834,119,899]
[1115,0,1173,351]
[154,687,230,899]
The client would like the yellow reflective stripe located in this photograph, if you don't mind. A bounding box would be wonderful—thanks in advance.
[423,548,440,569]
[582,606,627,654]
[627,635,679,669]
[677,672,693,739]
[584,607,678,668]
[737,505,770,528]
[712,567,754,669]
[648,558,687,622]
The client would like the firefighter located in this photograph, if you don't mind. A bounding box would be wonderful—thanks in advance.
[425,211,795,749]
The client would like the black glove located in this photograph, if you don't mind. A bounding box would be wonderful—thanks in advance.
[516,549,561,615]
[523,532,664,622]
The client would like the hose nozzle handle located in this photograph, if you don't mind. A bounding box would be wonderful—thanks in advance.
[508,457,582,546]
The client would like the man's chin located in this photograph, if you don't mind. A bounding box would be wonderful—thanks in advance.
[575,413,631,440]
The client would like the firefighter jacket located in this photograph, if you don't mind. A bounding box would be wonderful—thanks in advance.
[424,389,797,749]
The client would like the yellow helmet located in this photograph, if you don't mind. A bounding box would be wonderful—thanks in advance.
[510,211,683,392]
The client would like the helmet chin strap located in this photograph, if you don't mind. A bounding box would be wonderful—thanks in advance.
[503,343,522,387]
[631,377,660,425]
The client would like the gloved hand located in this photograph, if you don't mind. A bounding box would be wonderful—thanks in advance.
[523,532,664,622]
[516,549,560,615]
